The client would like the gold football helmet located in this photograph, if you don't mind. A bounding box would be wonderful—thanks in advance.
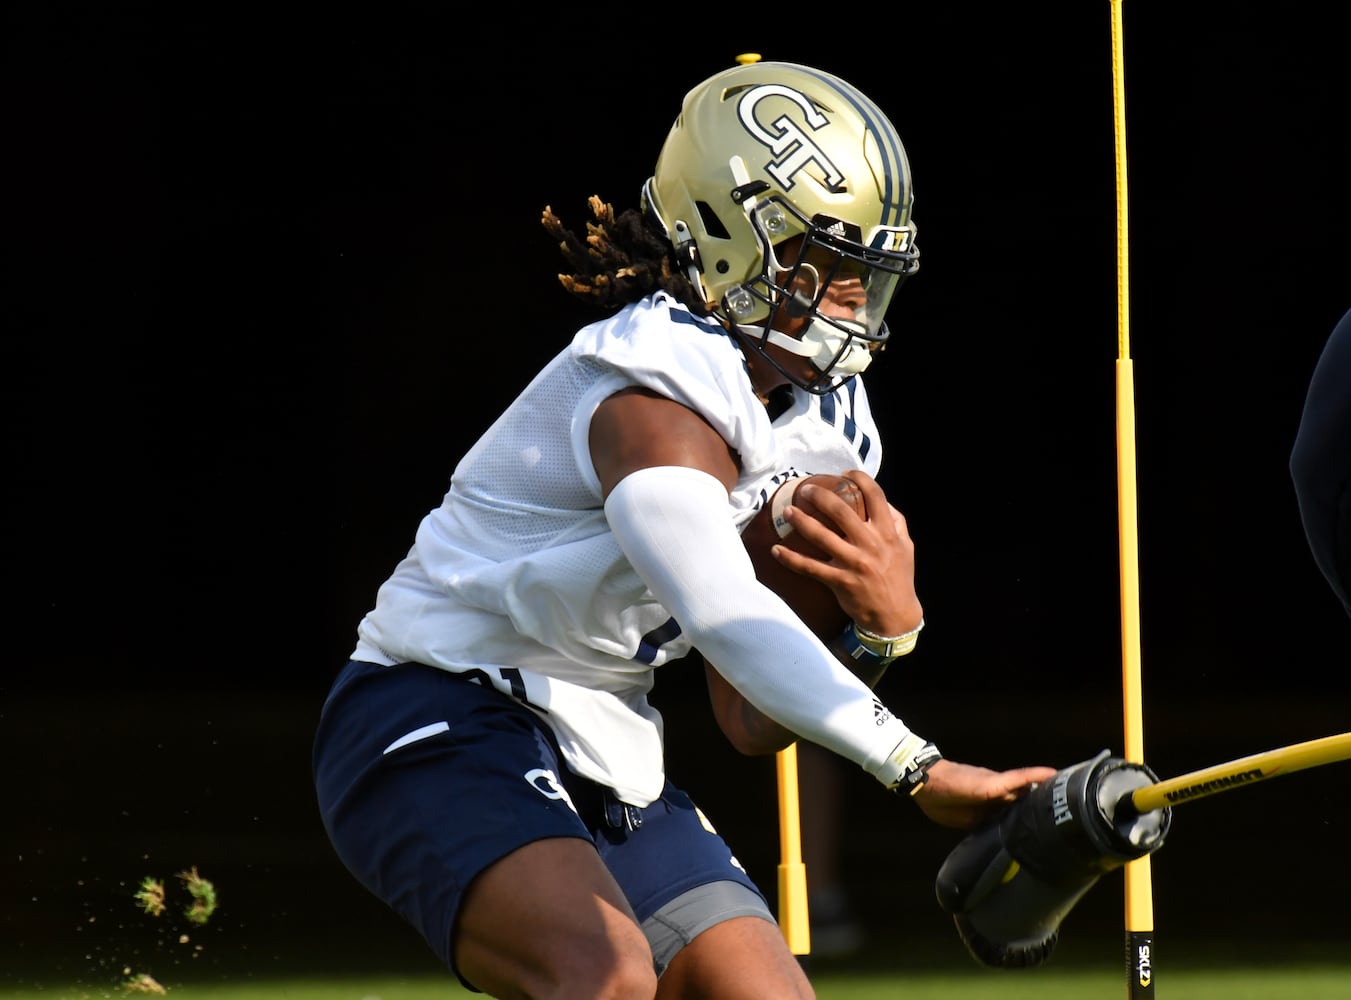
[643,58,920,393]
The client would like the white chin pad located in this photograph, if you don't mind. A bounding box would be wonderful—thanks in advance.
[765,320,873,377]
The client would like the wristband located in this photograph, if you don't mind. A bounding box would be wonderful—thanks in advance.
[841,617,925,664]
[884,734,943,796]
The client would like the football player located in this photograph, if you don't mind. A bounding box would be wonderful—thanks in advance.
[314,56,1056,999]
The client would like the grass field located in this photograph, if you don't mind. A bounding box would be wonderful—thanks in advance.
[5,956,1351,1000]
[3,966,1351,1000]
[7,690,1349,1000]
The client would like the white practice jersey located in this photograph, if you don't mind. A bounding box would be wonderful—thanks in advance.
[353,292,883,804]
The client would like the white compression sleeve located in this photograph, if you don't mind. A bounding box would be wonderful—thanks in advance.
[604,464,919,785]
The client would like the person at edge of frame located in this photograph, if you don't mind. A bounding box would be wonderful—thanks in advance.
[313,55,1059,1000]
[1291,304,1351,619]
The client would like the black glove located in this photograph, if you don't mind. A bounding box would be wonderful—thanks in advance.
[934,749,1171,968]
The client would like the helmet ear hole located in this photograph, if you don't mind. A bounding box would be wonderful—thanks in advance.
[694,202,735,281]
[695,201,731,240]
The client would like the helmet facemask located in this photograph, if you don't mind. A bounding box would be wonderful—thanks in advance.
[723,190,919,395]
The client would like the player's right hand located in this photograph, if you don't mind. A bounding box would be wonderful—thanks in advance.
[775,469,922,638]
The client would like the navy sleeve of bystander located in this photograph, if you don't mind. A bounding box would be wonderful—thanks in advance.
[1290,306,1351,617]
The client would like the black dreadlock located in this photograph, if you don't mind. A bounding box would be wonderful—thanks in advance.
[541,196,710,316]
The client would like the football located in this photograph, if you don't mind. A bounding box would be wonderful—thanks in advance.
[741,473,868,637]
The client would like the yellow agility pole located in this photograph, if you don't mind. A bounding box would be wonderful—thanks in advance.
[776,743,811,954]
[1127,732,1351,815]
[744,42,810,957]
[1107,2,1155,997]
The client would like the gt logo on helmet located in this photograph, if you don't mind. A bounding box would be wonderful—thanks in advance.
[737,84,844,192]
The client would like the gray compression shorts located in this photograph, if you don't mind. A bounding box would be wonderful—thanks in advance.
[643,881,776,976]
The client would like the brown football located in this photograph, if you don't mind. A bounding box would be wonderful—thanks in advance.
[741,473,868,637]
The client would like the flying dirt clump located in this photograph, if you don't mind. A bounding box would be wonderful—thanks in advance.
[123,867,219,993]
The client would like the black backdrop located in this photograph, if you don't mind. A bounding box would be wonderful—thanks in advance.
[5,3,1350,987]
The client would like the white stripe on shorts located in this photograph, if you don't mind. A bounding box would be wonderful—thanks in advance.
[383,720,450,755]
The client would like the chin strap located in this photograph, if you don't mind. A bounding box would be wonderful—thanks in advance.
[738,320,874,379]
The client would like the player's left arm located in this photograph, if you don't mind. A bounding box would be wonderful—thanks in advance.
[704,628,892,755]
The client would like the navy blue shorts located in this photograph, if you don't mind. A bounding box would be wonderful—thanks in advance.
[312,660,770,983]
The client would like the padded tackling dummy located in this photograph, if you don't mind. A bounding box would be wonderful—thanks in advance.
[934,750,1171,968]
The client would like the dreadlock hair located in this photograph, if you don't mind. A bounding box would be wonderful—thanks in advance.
[541,196,710,315]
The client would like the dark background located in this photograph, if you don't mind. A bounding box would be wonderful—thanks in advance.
[5,3,1349,990]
